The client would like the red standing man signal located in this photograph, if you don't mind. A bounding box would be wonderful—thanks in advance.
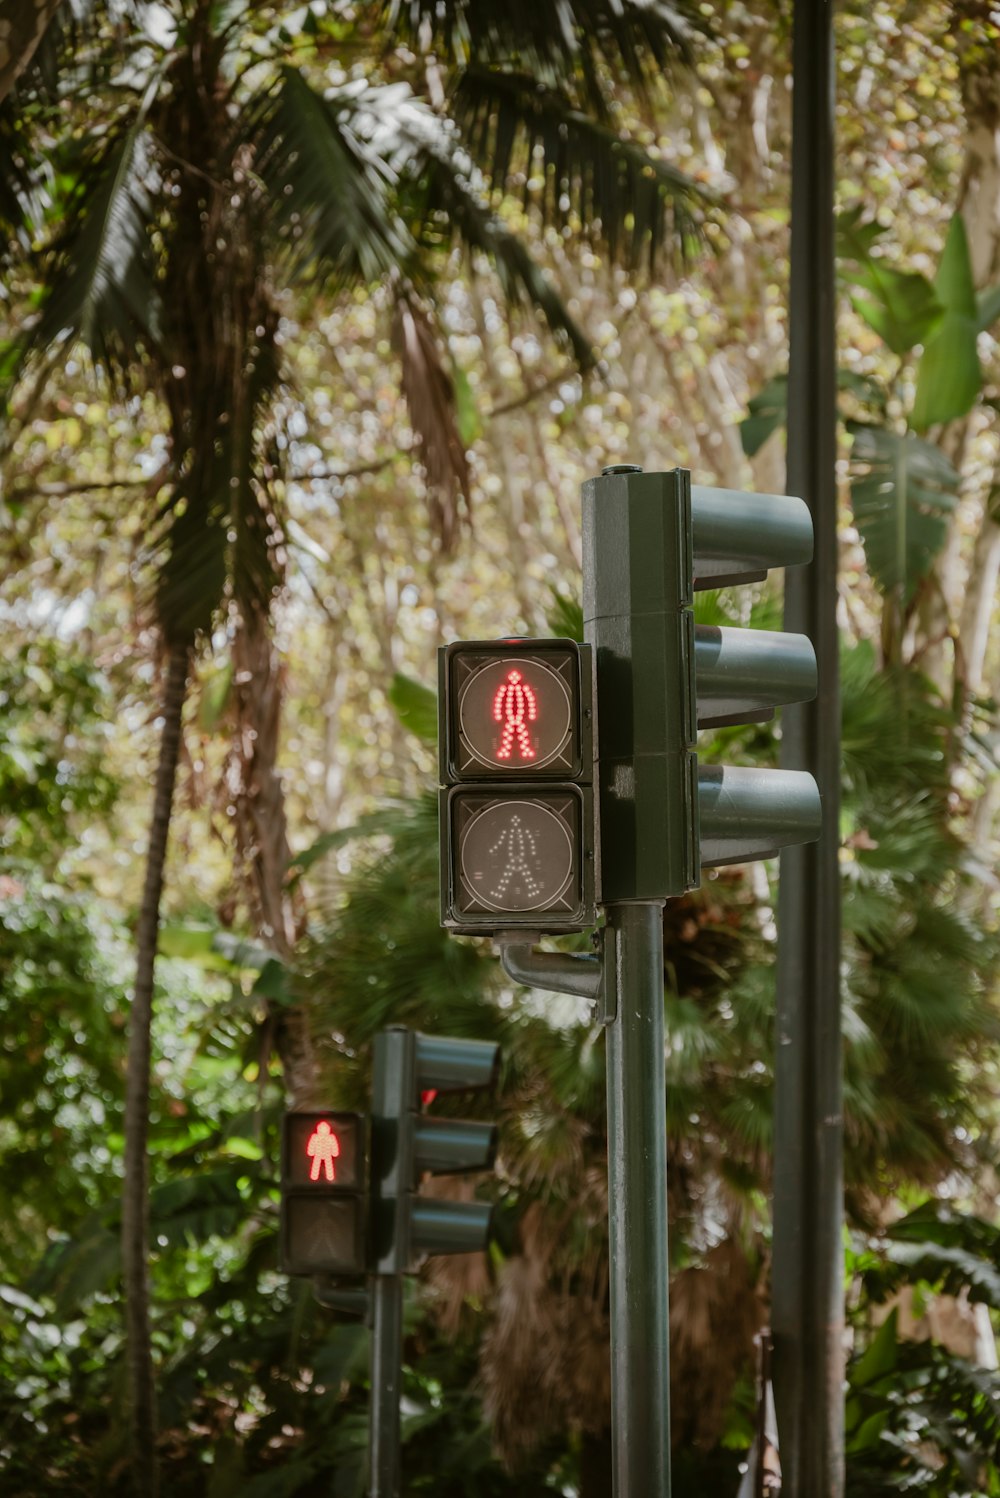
[494,668,538,761]
[306,1119,341,1182]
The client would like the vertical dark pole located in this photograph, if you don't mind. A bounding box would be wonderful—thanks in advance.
[584,465,690,1498]
[772,1,843,1493]
[604,902,671,1497]
[369,1273,403,1498]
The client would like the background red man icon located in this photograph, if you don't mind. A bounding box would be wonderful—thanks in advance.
[493,668,537,761]
[306,1119,341,1181]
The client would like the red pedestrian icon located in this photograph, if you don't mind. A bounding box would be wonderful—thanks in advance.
[306,1120,341,1182]
[493,669,538,761]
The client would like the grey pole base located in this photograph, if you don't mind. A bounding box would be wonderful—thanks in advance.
[604,901,671,1497]
[369,1274,403,1498]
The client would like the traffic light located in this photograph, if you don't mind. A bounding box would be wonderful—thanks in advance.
[370,1027,499,1276]
[581,466,822,900]
[280,1110,368,1278]
[438,637,595,934]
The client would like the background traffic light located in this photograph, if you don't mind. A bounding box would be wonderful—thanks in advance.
[438,638,595,933]
[369,1028,500,1276]
[280,1110,368,1278]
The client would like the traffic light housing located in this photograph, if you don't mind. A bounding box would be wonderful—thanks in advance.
[438,638,595,933]
[581,466,822,899]
[370,1027,500,1276]
[280,1110,368,1278]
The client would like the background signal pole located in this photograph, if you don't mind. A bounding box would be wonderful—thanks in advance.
[773,2,844,1490]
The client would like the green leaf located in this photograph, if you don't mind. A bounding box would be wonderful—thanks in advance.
[250,956,292,1003]
[739,369,887,458]
[976,283,1000,332]
[198,661,233,733]
[846,1407,889,1454]
[545,590,584,642]
[849,272,942,356]
[388,671,438,743]
[452,366,482,447]
[912,215,982,431]
[739,375,787,456]
[852,1309,899,1389]
[837,204,887,263]
[848,423,959,599]
[158,924,233,968]
[288,805,416,875]
[157,924,277,972]
[933,213,978,318]
[839,207,943,354]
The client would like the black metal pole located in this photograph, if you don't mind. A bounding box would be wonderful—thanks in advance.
[772,0,843,1492]
[369,1273,403,1498]
[604,901,671,1497]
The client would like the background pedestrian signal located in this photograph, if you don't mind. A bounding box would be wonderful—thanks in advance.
[280,1111,367,1277]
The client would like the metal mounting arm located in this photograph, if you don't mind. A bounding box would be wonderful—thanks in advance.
[494,930,617,1022]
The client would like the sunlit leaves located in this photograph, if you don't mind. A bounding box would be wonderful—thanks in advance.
[838,206,942,355]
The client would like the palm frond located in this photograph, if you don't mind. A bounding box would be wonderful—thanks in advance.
[381,0,703,112]
[252,67,414,291]
[406,140,594,364]
[391,286,471,550]
[153,320,284,644]
[0,101,45,257]
[455,67,705,269]
[327,80,594,367]
[16,116,160,383]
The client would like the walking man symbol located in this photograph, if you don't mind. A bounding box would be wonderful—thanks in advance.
[306,1120,341,1182]
[493,669,538,761]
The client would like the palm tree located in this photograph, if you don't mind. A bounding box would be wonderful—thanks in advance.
[1,2,707,1489]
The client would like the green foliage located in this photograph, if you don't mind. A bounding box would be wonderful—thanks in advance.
[847,424,958,602]
[911,215,983,431]
[838,207,944,355]
[0,641,118,872]
[840,642,999,1193]
[846,1205,1000,1494]
[388,673,438,745]
[739,374,788,457]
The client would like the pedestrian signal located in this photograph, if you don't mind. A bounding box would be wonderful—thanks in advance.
[438,639,595,934]
[280,1111,367,1278]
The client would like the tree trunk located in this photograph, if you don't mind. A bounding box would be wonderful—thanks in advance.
[230,615,317,1106]
[122,641,190,1498]
[0,0,64,102]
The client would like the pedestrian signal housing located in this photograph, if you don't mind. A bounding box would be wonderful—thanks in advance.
[280,1110,367,1278]
[438,639,595,933]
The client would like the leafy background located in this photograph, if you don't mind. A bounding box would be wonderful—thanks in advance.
[1,1,999,1494]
